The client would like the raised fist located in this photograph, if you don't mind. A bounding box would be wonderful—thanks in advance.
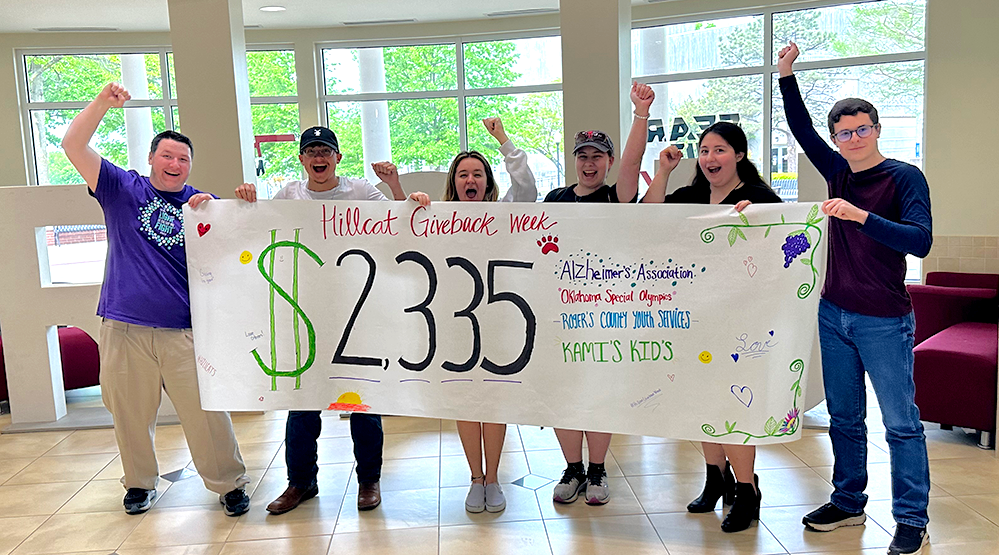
[631,81,655,115]
[98,82,131,109]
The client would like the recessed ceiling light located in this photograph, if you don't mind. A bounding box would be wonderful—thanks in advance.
[35,26,119,32]
[259,6,286,12]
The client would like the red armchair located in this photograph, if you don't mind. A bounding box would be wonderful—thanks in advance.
[0,326,101,404]
[908,272,999,448]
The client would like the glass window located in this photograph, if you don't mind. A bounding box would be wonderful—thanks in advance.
[247,50,297,97]
[466,91,564,200]
[636,76,764,195]
[463,36,562,89]
[633,15,763,76]
[29,107,168,185]
[323,44,457,95]
[41,225,107,285]
[326,98,459,177]
[24,53,163,103]
[772,0,926,64]
[251,103,301,199]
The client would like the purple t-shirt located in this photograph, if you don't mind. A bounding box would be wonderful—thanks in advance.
[89,158,204,328]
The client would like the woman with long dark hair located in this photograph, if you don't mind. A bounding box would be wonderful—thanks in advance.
[643,121,781,533]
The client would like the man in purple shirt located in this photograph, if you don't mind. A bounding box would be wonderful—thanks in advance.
[62,82,250,517]
[778,44,932,555]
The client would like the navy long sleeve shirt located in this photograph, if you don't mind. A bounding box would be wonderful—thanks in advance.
[779,75,932,317]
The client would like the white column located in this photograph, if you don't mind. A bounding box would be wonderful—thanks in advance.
[358,48,391,183]
[121,53,154,174]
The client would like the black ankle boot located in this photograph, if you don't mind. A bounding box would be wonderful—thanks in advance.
[687,462,736,513]
[721,475,761,533]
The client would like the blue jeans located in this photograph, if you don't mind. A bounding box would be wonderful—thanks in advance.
[285,411,383,488]
[818,299,929,528]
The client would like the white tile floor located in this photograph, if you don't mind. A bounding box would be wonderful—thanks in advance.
[0,397,997,555]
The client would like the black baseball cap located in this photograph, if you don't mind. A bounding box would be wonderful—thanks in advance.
[300,126,340,153]
[573,130,614,157]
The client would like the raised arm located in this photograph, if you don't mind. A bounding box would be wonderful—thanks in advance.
[61,82,130,191]
[640,145,682,203]
[371,162,406,200]
[616,82,654,203]
[485,118,538,202]
[776,43,842,180]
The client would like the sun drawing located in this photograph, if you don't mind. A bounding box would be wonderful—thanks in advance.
[327,391,370,412]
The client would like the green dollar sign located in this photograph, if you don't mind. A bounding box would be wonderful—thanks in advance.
[252,229,325,391]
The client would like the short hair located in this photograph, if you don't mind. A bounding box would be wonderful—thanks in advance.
[827,98,879,134]
[442,151,498,202]
[150,130,194,158]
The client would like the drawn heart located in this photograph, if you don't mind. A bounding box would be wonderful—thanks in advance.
[731,385,753,407]
[746,262,758,278]
[258,396,264,402]
[667,374,675,382]
[769,330,775,336]
[731,353,739,362]
[197,223,211,237]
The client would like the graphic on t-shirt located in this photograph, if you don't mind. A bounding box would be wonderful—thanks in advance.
[137,197,185,250]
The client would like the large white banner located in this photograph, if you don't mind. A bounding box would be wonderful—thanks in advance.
[185,200,826,444]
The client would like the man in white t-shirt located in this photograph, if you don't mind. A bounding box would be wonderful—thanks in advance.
[237,125,406,202]
[235,125,408,515]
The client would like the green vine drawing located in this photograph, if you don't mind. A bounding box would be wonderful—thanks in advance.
[702,359,805,444]
[700,204,824,299]
[251,229,325,391]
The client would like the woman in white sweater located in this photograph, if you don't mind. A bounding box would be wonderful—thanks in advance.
[416,117,537,514]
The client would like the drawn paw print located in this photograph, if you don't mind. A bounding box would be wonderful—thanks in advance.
[743,256,757,278]
[537,235,559,255]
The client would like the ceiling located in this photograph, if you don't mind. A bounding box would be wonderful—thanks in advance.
[0,0,673,33]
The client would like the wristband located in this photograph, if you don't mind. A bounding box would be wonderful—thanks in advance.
[634,112,650,120]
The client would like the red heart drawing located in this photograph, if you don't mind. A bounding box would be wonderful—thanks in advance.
[197,223,211,237]
[667,374,675,382]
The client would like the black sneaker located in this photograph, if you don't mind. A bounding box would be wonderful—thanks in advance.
[220,488,250,516]
[802,502,866,531]
[888,523,929,555]
[123,488,156,515]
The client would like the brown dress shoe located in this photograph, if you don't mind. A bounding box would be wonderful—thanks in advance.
[266,484,319,515]
[357,481,381,511]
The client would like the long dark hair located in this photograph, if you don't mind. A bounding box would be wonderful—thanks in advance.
[690,122,771,190]
[443,151,498,202]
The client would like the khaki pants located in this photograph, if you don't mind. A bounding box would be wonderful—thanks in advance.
[99,318,249,494]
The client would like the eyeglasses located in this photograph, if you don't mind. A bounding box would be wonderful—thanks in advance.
[832,124,879,143]
[302,147,334,158]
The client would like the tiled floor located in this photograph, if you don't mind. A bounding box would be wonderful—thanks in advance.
[0,398,997,554]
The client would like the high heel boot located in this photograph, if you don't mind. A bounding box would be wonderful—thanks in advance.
[720,474,761,533]
[686,461,736,513]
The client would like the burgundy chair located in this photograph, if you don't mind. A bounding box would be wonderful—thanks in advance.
[908,272,999,448]
[0,326,101,404]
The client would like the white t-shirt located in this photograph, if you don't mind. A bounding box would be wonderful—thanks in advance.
[272,176,388,201]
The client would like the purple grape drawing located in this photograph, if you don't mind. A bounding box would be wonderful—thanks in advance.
[782,233,810,268]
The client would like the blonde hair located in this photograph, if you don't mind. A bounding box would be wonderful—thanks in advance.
[442,151,498,202]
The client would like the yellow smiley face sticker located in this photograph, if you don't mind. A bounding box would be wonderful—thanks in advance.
[698,351,712,364]
[239,251,253,264]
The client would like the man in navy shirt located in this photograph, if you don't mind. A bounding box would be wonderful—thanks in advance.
[62,82,250,517]
[778,43,932,555]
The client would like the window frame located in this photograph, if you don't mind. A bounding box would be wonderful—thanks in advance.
[17,44,301,186]
[316,29,563,154]
[630,0,927,180]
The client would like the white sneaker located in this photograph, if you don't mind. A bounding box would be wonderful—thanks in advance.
[553,466,587,504]
[485,482,506,512]
[585,468,610,505]
[464,482,485,513]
